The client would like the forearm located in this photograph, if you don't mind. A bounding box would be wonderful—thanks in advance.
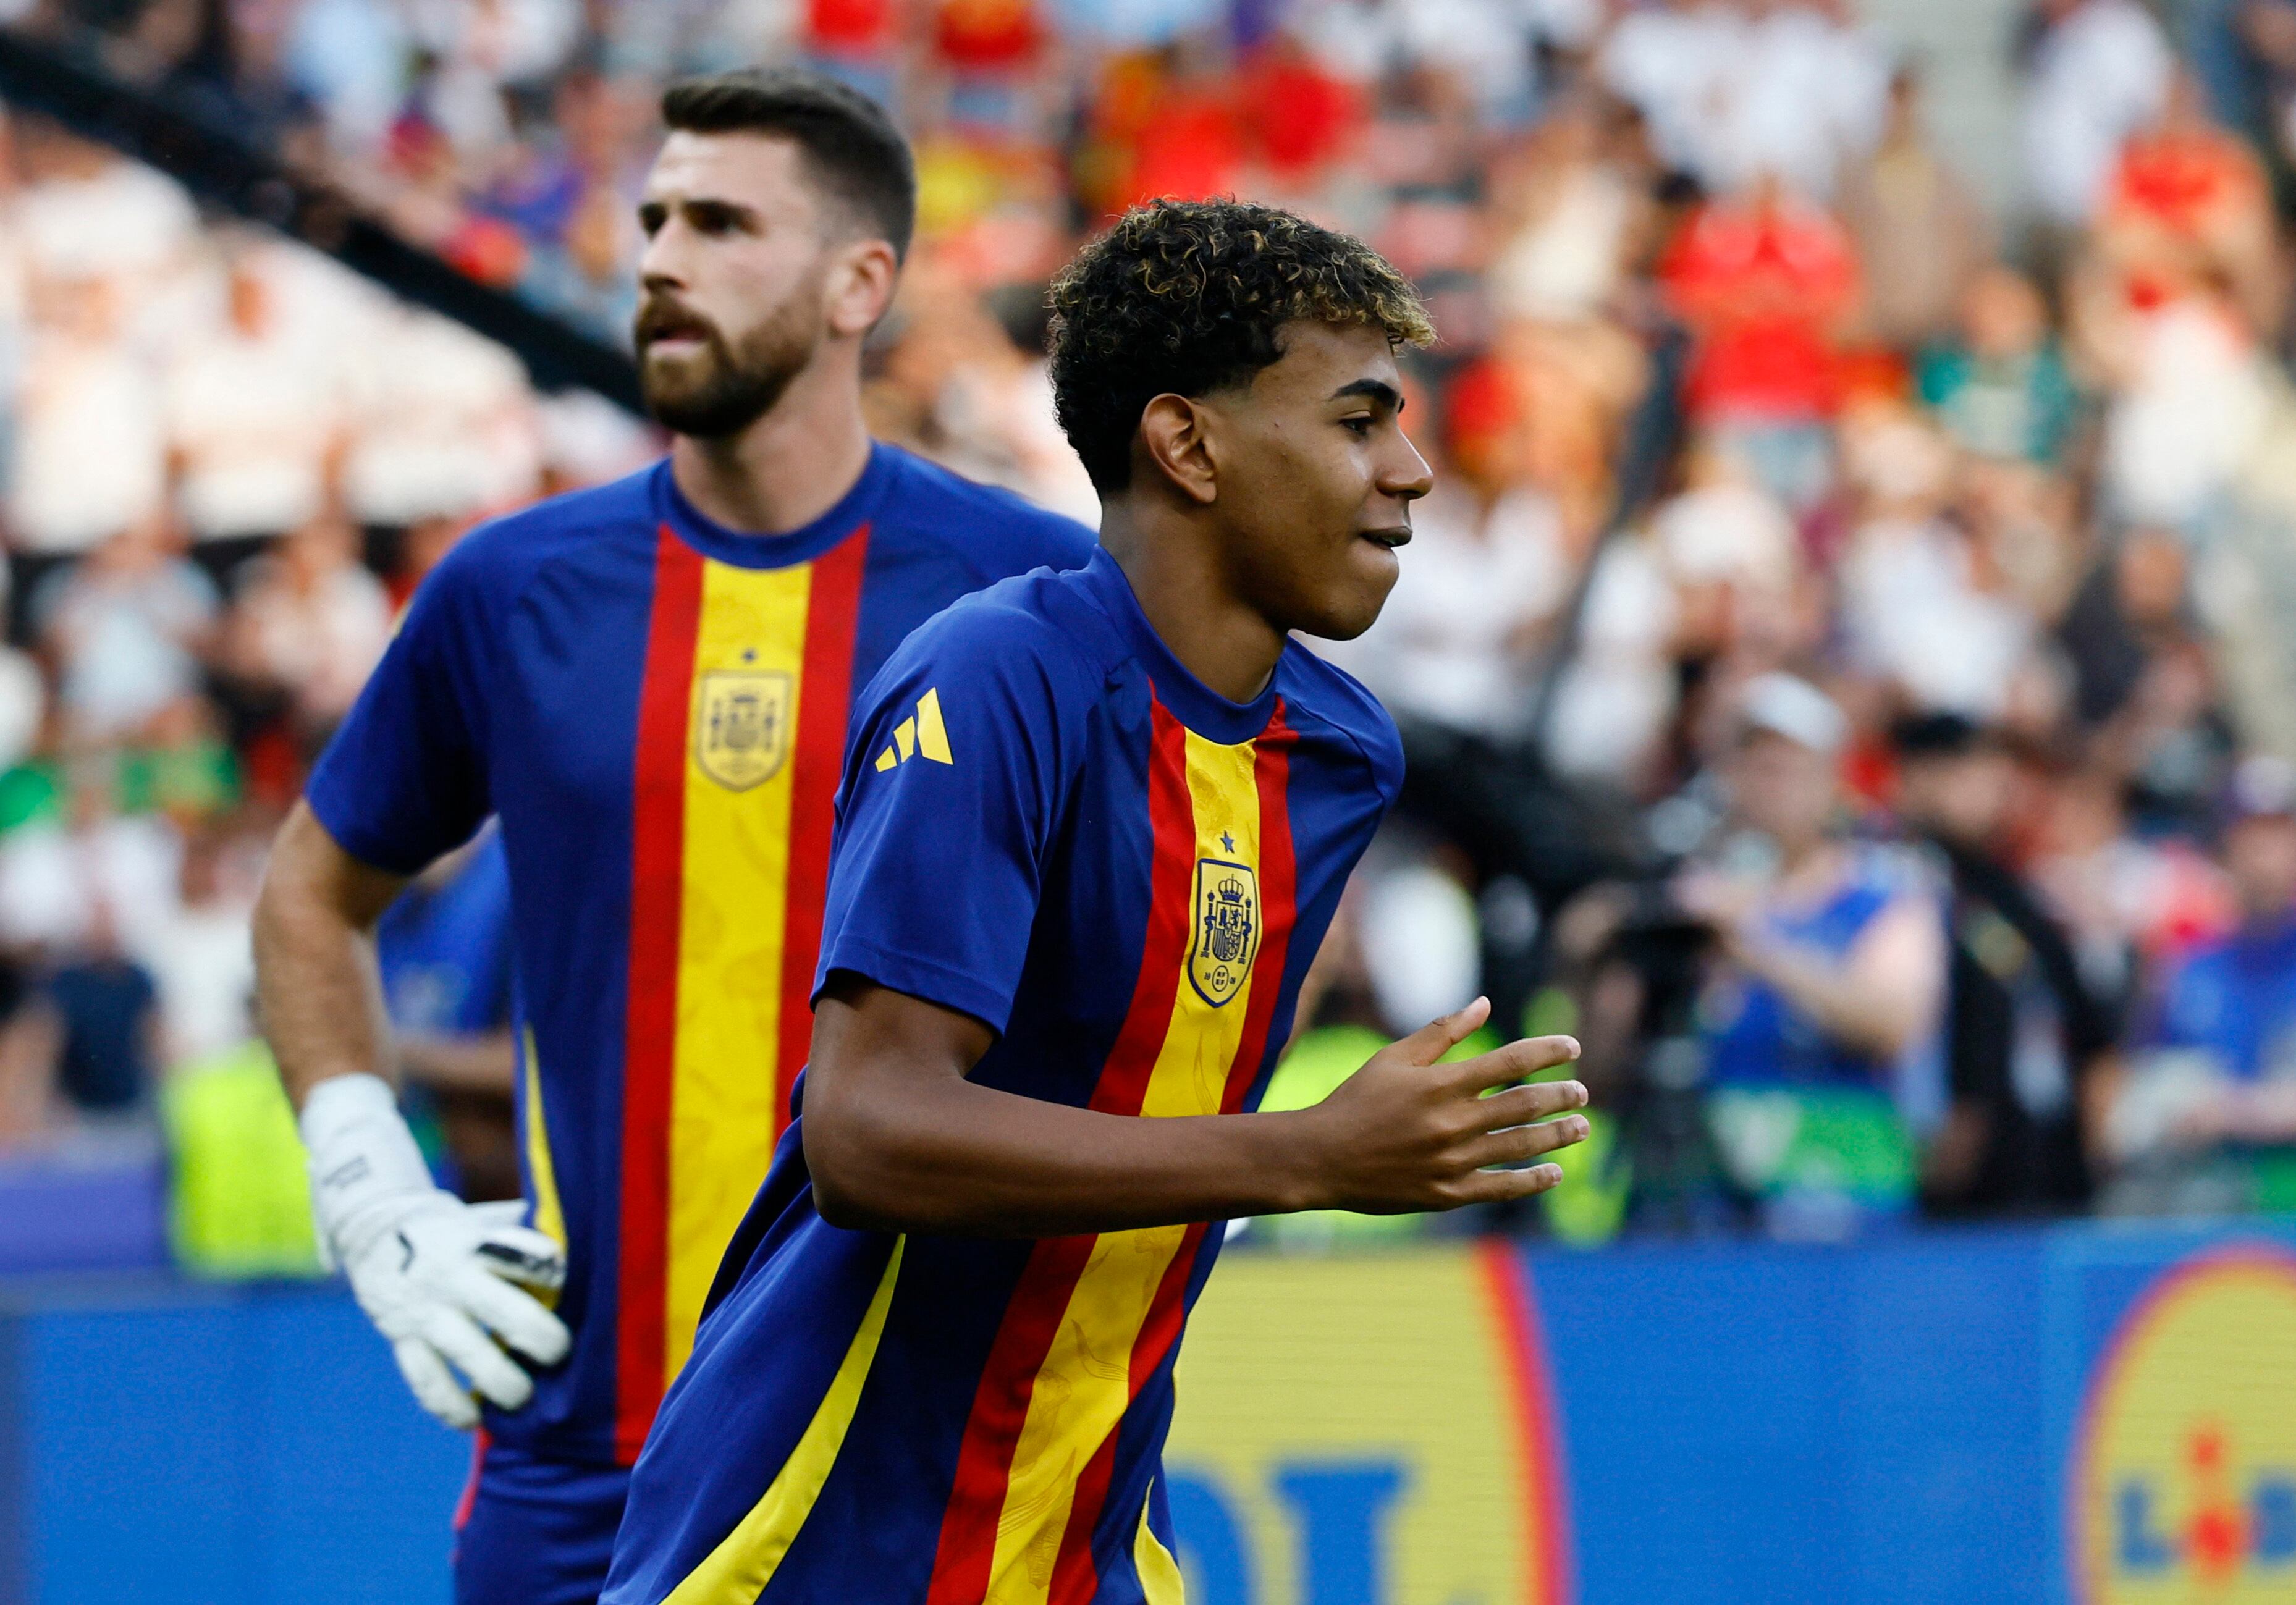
[253,804,406,1109]
[1731,934,1917,1062]
[399,1030,517,1097]
[806,1077,1321,1237]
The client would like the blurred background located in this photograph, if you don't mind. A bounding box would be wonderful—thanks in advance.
[4,0,2296,1601]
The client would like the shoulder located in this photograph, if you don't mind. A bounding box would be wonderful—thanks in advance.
[874,566,1108,713]
[418,466,661,607]
[872,445,1099,580]
[1277,644,1404,803]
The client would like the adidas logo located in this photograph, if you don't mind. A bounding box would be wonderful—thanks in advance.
[872,687,953,771]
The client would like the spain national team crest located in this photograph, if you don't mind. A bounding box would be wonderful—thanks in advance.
[1189,857,1260,1008]
[694,670,792,791]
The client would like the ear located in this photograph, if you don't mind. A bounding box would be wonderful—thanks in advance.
[824,239,900,339]
[1137,393,1219,506]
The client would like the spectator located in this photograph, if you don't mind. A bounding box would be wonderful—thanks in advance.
[1893,712,2114,1215]
[1917,266,2080,466]
[46,901,161,1123]
[164,253,345,578]
[2020,0,2173,231]
[141,820,261,1071]
[1838,67,1993,353]
[2104,755,2296,1210]
[221,510,394,743]
[31,513,219,746]
[9,274,167,583]
[1658,172,1861,512]
[1673,673,1946,1236]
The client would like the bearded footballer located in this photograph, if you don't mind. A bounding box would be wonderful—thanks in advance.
[599,199,1591,1605]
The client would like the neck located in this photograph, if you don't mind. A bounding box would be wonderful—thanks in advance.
[1098,499,1286,705]
[667,355,872,534]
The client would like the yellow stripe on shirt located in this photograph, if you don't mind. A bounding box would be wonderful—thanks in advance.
[663,1239,906,1605]
[664,557,815,1384]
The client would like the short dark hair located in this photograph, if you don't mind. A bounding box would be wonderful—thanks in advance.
[1047,198,1435,494]
[661,67,916,261]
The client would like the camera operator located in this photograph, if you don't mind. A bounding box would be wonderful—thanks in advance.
[1892,712,2114,1216]
[1671,673,1949,1236]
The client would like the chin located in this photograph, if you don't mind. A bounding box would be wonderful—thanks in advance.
[1294,588,1393,642]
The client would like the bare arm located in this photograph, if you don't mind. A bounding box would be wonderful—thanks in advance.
[253,801,412,1109]
[1720,896,1944,1064]
[801,974,1590,1238]
[399,1029,517,1097]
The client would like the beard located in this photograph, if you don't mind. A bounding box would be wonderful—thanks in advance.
[635,285,824,439]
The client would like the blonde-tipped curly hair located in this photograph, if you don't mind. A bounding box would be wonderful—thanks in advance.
[1047,198,1434,493]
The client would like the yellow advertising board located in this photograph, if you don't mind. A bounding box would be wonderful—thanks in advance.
[2070,1244,2296,1603]
[1163,1241,1571,1605]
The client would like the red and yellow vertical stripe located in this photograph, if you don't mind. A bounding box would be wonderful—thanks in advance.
[926,698,1299,1605]
[615,524,869,1462]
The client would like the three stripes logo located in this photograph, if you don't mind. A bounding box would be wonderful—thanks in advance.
[872,688,954,772]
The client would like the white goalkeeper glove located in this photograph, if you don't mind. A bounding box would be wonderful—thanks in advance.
[300,1072,570,1430]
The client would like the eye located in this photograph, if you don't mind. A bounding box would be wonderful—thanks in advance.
[636,203,665,237]
[1341,415,1375,437]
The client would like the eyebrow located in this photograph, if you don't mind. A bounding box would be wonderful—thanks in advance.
[1330,378,1404,410]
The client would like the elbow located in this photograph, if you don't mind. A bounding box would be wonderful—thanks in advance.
[802,1094,912,1233]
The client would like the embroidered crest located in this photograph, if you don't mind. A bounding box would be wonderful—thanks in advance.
[694,670,792,791]
[1188,857,1260,1007]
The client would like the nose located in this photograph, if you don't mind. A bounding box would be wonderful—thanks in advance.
[636,217,688,297]
[1380,426,1435,503]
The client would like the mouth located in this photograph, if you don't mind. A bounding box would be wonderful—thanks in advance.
[1358,526,1412,550]
[636,304,715,355]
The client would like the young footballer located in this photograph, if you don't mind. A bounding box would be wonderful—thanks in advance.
[601,198,1590,1605]
[253,69,1093,1605]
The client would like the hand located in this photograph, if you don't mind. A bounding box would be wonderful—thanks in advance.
[302,1074,570,1430]
[337,1194,571,1430]
[1295,998,1589,1214]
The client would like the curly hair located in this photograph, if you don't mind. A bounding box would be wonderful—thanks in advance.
[1047,198,1435,494]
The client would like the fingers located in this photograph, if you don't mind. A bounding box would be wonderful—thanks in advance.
[1467,1077,1590,1132]
[391,1337,481,1430]
[1445,1034,1582,1094]
[420,1305,536,1412]
[1458,1113,1591,1172]
[1390,996,1493,1067]
[1449,1163,1569,1205]
[473,1223,568,1295]
[451,1263,572,1366]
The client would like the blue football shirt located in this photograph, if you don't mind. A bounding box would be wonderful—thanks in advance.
[604,547,1401,1604]
[306,443,1093,1464]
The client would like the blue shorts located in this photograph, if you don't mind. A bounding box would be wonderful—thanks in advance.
[453,1434,632,1605]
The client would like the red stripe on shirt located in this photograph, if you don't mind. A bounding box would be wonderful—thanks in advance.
[614,528,703,1464]
[1045,704,1299,1598]
[774,526,871,1132]
[924,697,1196,1604]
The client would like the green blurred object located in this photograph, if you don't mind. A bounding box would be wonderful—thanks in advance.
[115,739,243,819]
[161,1038,324,1279]
[0,761,61,834]
[1705,1085,1916,1216]
[2248,1150,2296,1213]
[1540,1107,1630,1245]
[1520,985,1578,1043]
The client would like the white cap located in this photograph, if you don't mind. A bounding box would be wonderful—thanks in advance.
[1735,672,1848,756]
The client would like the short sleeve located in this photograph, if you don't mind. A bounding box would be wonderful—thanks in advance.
[305,547,494,875]
[813,605,1073,1034]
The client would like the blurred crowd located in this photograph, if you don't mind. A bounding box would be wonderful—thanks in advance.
[6,0,2296,1247]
